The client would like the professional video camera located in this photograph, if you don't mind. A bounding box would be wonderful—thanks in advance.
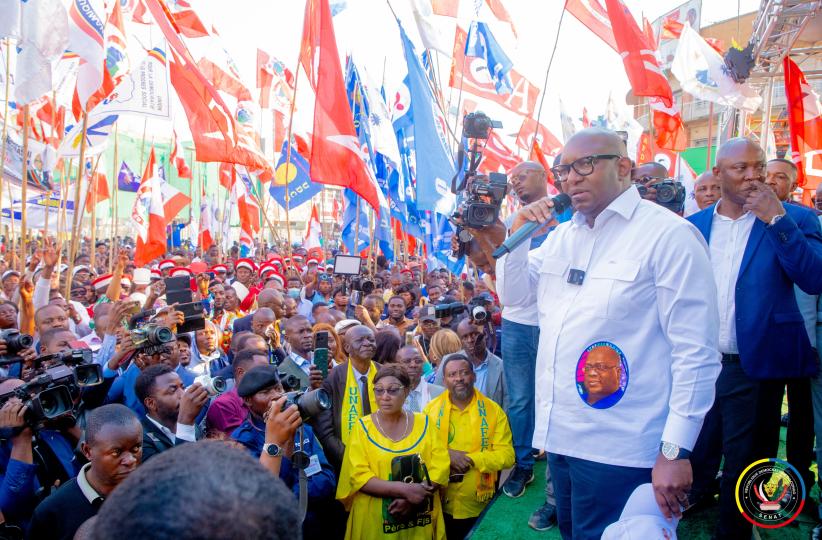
[638,179,686,213]
[451,112,508,256]
[433,302,466,319]
[350,276,375,306]
[0,329,34,365]
[0,349,102,428]
[467,296,489,323]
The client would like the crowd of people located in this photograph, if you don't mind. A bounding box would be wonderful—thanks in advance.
[0,127,820,540]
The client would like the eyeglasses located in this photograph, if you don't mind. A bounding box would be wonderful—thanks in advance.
[550,155,623,182]
[373,386,404,396]
[583,363,618,374]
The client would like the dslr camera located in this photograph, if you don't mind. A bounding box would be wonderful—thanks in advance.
[130,324,175,355]
[638,179,686,213]
[350,276,376,306]
[434,302,466,319]
[0,329,34,365]
[0,349,101,429]
[281,388,331,421]
[194,373,226,396]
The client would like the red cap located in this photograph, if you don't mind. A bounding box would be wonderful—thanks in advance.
[235,258,257,273]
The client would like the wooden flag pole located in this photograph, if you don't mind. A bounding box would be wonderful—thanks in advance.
[281,55,303,261]
[89,154,103,272]
[58,159,73,249]
[0,39,10,263]
[6,182,15,271]
[65,114,89,299]
[110,124,119,272]
[43,92,58,245]
[367,206,375,272]
[20,105,30,270]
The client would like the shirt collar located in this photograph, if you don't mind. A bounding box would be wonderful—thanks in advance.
[146,414,175,441]
[571,185,640,228]
[289,351,310,367]
[77,463,105,506]
[713,199,754,222]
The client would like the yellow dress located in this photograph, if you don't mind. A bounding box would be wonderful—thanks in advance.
[336,413,450,540]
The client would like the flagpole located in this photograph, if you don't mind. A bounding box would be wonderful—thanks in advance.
[0,39,10,257]
[138,117,148,176]
[6,182,15,270]
[66,114,89,299]
[88,154,102,272]
[647,98,656,159]
[20,105,30,270]
[110,124,118,273]
[367,206,375,271]
[282,57,303,261]
[43,91,58,244]
[58,159,72,250]
[705,102,714,170]
[530,2,567,153]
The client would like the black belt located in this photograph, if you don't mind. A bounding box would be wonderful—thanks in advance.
[722,353,740,363]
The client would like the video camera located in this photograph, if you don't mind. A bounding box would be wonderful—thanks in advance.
[433,297,488,323]
[0,349,102,429]
[130,324,176,356]
[0,329,34,365]
[350,276,375,306]
[451,112,508,256]
[637,179,686,213]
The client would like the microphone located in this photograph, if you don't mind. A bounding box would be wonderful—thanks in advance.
[492,193,572,259]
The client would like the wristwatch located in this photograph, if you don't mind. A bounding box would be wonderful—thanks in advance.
[767,212,786,227]
[263,442,282,457]
[660,441,691,461]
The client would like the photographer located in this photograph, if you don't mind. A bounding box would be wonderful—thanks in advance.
[230,365,336,540]
[631,161,686,215]
[280,316,324,392]
[135,364,208,462]
[205,349,270,437]
[0,393,37,526]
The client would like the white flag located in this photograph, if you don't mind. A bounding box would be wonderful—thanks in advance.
[14,0,69,105]
[671,24,762,113]
[410,0,451,55]
[0,0,20,39]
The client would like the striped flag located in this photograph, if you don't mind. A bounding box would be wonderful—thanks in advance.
[68,0,106,110]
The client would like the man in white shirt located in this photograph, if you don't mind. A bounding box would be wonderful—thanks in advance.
[493,128,721,539]
[397,345,443,412]
[134,364,209,462]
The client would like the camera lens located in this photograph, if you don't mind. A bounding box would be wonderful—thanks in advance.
[294,389,331,420]
[74,364,103,386]
[211,376,227,394]
[656,183,674,203]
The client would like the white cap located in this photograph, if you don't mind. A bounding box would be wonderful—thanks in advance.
[132,268,152,285]
[334,319,361,334]
[233,281,249,302]
[601,484,679,540]
[129,292,148,305]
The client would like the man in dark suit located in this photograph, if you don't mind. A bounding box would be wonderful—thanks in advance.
[135,364,209,461]
[314,325,379,472]
[232,289,286,334]
[686,138,822,539]
[279,315,323,391]
[28,404,143,540]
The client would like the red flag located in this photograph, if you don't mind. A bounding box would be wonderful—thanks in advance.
[219,162,235,190]
[784,56,822,204]
[144,0,271,175]
[581,107,591,128]
[170,130,192,179]
[480,131,519,174]
[198,183,215,250]
[515,117,563,156]
[484,0,517,37]
[604,0,672,107]
[660,17,723,53]
[650,98,687,152]
[300,0,381,211]
[273,111,286,149]
[84,171,110,211]
[132,148,167,266]
[529,139,553,183]
[197,57,253,102]
[332,197,340,222]
[636,132,651,164]
[643,16,656,50]
[171,9,209,38]
[257,48,273,109]
[566,0,617,52]
[449,27,538,117]
[432,0,459,17]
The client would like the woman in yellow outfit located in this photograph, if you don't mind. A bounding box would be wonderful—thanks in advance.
[337,364,450,539]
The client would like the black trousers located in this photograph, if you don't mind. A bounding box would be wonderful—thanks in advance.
[690,359,759,540]
[755,378,815,489]
[443,513,477,540]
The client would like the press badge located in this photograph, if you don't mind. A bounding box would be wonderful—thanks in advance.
[304,455,322,477]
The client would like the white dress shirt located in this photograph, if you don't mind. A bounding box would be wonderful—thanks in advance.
[709,203,755,354]
[496,186,721,468]
[404,378,434,413]
[146,414,196,442]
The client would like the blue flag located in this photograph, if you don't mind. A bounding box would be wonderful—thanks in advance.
[340,188,370,254]
[269,141,322,210]
[116,161,140,192]
[465,21,514,95]
[397,24,455,215]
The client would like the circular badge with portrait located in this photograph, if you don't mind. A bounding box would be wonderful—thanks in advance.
[575,341,629,409]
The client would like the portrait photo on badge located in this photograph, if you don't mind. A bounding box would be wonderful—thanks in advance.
[575,342,629,409]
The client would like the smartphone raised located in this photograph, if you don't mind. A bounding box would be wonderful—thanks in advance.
[313,331,329,379]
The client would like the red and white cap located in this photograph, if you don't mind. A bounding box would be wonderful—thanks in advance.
[211,264,228,274]
[269,256,285,268]
[317,264,326,272]
[267,272,285,287]
[120,276,132,288]
[306,257,320,266]
[259,264,275,277]
[401,268,413,275]
[150,269,163,280]
[293,255,304,263]
[92,274,113,290]
[158,260,176,271]
[235,258,257,273]
[232,282,250,302]
[170,267,192,278]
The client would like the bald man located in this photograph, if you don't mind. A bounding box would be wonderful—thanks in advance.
[231,289,283,334]
[495,128,720,537]
[693,171,721,209]
[687,137,822,539]
[581,346,623,408]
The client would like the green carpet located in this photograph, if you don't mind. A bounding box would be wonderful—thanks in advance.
[472,426,818,539]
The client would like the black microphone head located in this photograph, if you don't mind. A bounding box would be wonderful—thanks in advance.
[552,193,572,214]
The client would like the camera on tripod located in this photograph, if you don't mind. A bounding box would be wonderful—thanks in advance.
[637,179,686,213]
[0,349,102,428]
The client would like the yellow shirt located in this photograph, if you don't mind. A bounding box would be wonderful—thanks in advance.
[336,413,450,539]
[426,392,514,519]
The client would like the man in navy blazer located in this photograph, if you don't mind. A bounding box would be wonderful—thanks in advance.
[686,138,822,539]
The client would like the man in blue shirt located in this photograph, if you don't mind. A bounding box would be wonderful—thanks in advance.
[231,365,335,540]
